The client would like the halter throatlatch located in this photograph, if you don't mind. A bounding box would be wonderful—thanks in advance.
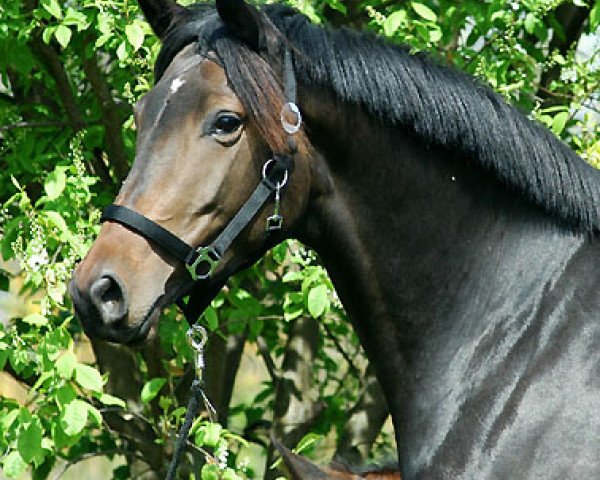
[101,46,300,303]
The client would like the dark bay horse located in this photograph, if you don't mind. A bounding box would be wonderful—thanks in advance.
[70,0,600,477]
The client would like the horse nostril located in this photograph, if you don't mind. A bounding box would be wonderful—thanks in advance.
[89,274,128,325]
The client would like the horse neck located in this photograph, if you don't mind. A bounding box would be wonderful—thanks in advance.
[297,85,596,473]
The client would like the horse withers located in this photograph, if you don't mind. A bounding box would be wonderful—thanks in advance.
[71,0,600,477]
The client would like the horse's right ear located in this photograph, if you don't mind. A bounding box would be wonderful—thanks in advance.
[216,0,265,52]
[137,0,187,39]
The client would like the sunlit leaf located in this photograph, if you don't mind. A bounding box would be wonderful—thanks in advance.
[75,364,104,392]
[384,10,407,37]
[22,313,48,326]
[56,351,77,379]
[307,284,329,318]
[412,2,437,22]
[54,25,72,49]
[141,377,167,403]
[2,451,27,478]
[41,0,62,19]
[125,22,145,51]
[61,399,89,436]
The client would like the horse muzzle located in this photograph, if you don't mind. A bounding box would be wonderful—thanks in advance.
[69,270,149,344]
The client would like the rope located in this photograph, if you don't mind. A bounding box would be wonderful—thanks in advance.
[165,380,204,480]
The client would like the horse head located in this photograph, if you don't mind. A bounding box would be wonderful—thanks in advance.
[70,0,314,344]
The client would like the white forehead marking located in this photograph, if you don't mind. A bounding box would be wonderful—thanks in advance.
[170,77,186,94]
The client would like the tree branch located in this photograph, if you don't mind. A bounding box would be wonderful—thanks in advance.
[265,316,325,480]
[80,36,130,183]
[0,119,101,132]
[334,363,389,464]
[256,335,279,384]
[21,0,114,187]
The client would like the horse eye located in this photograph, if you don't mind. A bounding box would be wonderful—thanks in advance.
[213,114,242,135]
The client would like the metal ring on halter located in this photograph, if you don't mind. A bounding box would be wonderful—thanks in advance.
[262,159,289,187]
[187,324,208,352]
[280,102,302,134]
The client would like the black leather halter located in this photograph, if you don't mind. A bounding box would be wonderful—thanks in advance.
[101,47,300,322]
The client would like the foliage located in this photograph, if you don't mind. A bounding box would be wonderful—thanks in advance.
[0,0,598,478]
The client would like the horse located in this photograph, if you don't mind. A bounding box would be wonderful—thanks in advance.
[271,436,401,479]
[69,0,600,477]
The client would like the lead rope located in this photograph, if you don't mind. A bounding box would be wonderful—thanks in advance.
[165,325,216,480]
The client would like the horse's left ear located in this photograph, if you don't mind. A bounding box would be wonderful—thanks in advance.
[137,0,187,39]
[216,0,265,52]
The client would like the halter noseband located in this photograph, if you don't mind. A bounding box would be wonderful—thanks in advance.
[101,46,300,320]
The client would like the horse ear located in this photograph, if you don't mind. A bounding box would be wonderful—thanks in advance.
[137,0,186,39]
[216,0,264,52]
[270,436,332,479]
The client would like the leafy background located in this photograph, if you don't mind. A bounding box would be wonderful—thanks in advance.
[0,0,598,478]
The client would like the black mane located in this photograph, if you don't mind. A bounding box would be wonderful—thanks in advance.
[157,3,600,232]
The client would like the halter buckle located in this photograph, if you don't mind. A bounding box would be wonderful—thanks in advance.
[187,246,220,281]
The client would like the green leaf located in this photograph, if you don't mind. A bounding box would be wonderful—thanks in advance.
[2,451,27,478]
[18,421,44,466]
[44,167,66,200]
[383,10,407,37]
[590,1,600,30]
[201,464,220,480]
[203,306,219,331]
[55,384,77,406]
[125,22,145,51]
[551,111,569,135]
[87,404,102,426]
[116,41,128,61]
[295,432,323,454]
[141,378,167,403]
[43,211,83,255]
[97,12,112,35]
[429,28,442,43]
[412,2,437,22]
[203,423,222,447]
[22,313,48,326]
[54,25,72,49]
[55,351,77,379]
[74,363,104,392]
[42,26,56,44]
[222,470,243,480]
[325,0,346,14]
[96,393,126,408]
[284,292,304,321]
[282,270,304,283]
[62,8,89,31]
[60,399,89,436]
[2,409,20,430]
[307,284,329,318]
[524,13,538,35]
[249,317,263,338]
[41,0,62,19]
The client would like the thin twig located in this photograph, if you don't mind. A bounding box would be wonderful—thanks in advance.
[52,449,147,480]
[0,119,101,132]
[321,322,363,382]
[256,335,279,384]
